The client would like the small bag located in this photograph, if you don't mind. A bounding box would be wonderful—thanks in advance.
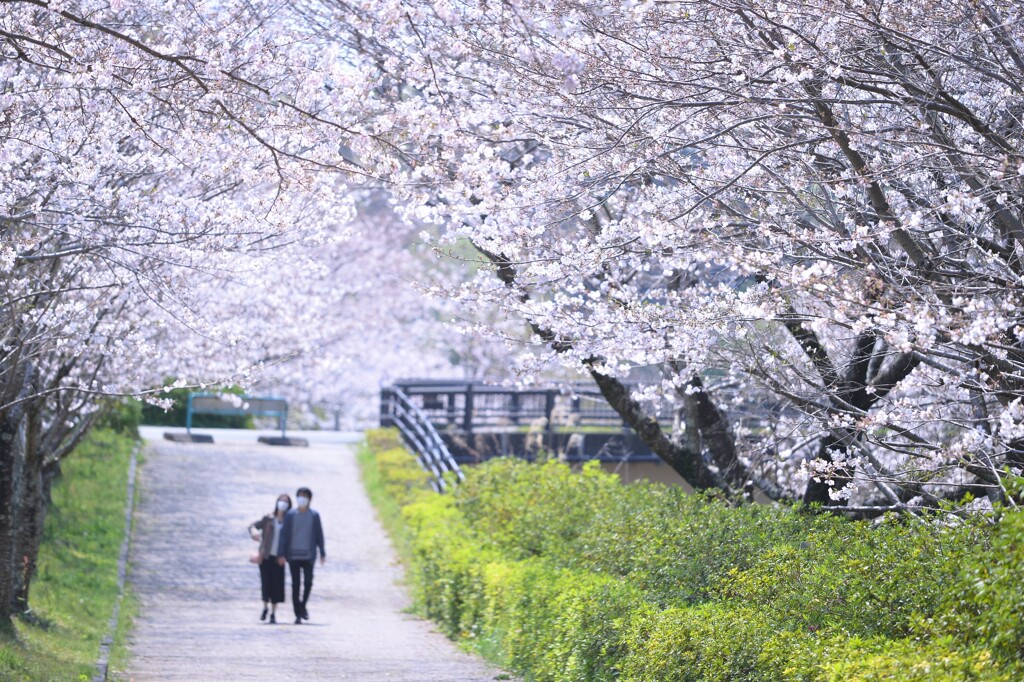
[249,552,262,564]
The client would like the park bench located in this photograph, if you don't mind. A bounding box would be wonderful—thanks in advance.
[164,392,307,446]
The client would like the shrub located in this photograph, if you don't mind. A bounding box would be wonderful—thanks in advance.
[360,428,1024,682]
[930,510,1024,662]
[718,514,986,637]
[94,398,143,437]
[453,459,623,560]
[620,603,783,682]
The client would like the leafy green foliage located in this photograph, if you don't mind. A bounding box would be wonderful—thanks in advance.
[94,398,143,437]
[361,429,1024,681]
[927,511,1024,662]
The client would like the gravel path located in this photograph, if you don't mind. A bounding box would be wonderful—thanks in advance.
[122,431,509,681]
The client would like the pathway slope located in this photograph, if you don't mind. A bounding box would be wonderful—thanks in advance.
[122,431,508,681]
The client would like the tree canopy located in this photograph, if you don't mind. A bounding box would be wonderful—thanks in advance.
[3,0,1024,616]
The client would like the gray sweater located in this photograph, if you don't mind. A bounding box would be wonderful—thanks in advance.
[277,508,325,561]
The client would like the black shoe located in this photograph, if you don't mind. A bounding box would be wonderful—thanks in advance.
[301,606,309,621]
[269,613,276,624]
[260,606,268,621]
[294,616,302,624]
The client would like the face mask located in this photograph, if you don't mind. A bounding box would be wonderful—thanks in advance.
[296,496,310,509]
[276,500,289,512]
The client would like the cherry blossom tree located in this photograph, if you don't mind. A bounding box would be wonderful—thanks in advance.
[313,0,1024,511]
[5,0,1023,624]
[0,0,384,618]
[0,0,519,618]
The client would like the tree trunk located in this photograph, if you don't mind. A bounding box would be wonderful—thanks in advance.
[11,405,45,616]
[589,368,724,490]
[0,357,44,621]
[0,406,28,620]
[802,433,853,505]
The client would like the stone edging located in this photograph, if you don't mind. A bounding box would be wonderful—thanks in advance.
[92,441,141,682]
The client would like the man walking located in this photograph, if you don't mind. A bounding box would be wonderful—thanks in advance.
[277,486,326,624]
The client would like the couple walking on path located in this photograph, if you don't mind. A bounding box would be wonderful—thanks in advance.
[249,486,326,624]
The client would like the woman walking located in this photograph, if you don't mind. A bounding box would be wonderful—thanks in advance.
[248,493,291,623]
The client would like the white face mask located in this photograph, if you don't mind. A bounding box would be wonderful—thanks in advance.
[276,500,289,512]
[296,496,310,509]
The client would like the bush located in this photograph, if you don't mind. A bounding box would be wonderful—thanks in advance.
[620,603,781,682]
[94,398,143,437]
[929,510,1024,662]
[717,514,985,637]
[360,428,1024,681]
[453,458,623,560]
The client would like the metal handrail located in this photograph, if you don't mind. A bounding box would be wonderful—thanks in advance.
[382,386,464,492]
[389,379,632,433]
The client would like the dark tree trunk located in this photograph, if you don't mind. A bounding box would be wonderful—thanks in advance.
[0,356,50,621]
[11,464,44,616]
[682,375,740,483]
[11,404,45,616]
[0,409,26,620]
[802,433,852,505]
[798,331,921,505]
[589,368,723,490]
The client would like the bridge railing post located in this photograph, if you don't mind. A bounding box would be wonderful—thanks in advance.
[463,383,474,435]
[381,385,464,493]
[544,390,556,454]
[379,388,394,427]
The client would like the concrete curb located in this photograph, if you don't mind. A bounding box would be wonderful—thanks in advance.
[92,441,141,682]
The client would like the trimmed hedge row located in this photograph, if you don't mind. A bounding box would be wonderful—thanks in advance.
[360,429,1024,681]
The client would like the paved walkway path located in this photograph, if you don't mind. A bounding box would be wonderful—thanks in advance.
[122,429,509,681]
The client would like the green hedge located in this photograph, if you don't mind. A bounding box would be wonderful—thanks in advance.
[360,428,1024,681]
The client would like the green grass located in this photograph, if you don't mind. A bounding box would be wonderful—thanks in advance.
[0,429,138,682]
[356,430,426,567]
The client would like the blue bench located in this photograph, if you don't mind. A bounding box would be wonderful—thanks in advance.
[165,393,306,445]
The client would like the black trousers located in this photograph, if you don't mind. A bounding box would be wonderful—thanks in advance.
[259,556,286,604]
[288,559,314,617]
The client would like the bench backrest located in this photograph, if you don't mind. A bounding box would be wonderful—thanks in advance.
[186,393,289,435]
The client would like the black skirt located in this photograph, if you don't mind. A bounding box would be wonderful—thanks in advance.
[259,556,286,603]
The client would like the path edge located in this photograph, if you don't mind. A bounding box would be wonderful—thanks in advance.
[91,440,141,682]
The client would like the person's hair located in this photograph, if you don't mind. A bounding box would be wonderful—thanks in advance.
[296,487,313,500]
[273,493,292,517]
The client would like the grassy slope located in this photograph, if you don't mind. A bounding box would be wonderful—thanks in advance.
[355,432,416,565]
[0,429,137,682]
